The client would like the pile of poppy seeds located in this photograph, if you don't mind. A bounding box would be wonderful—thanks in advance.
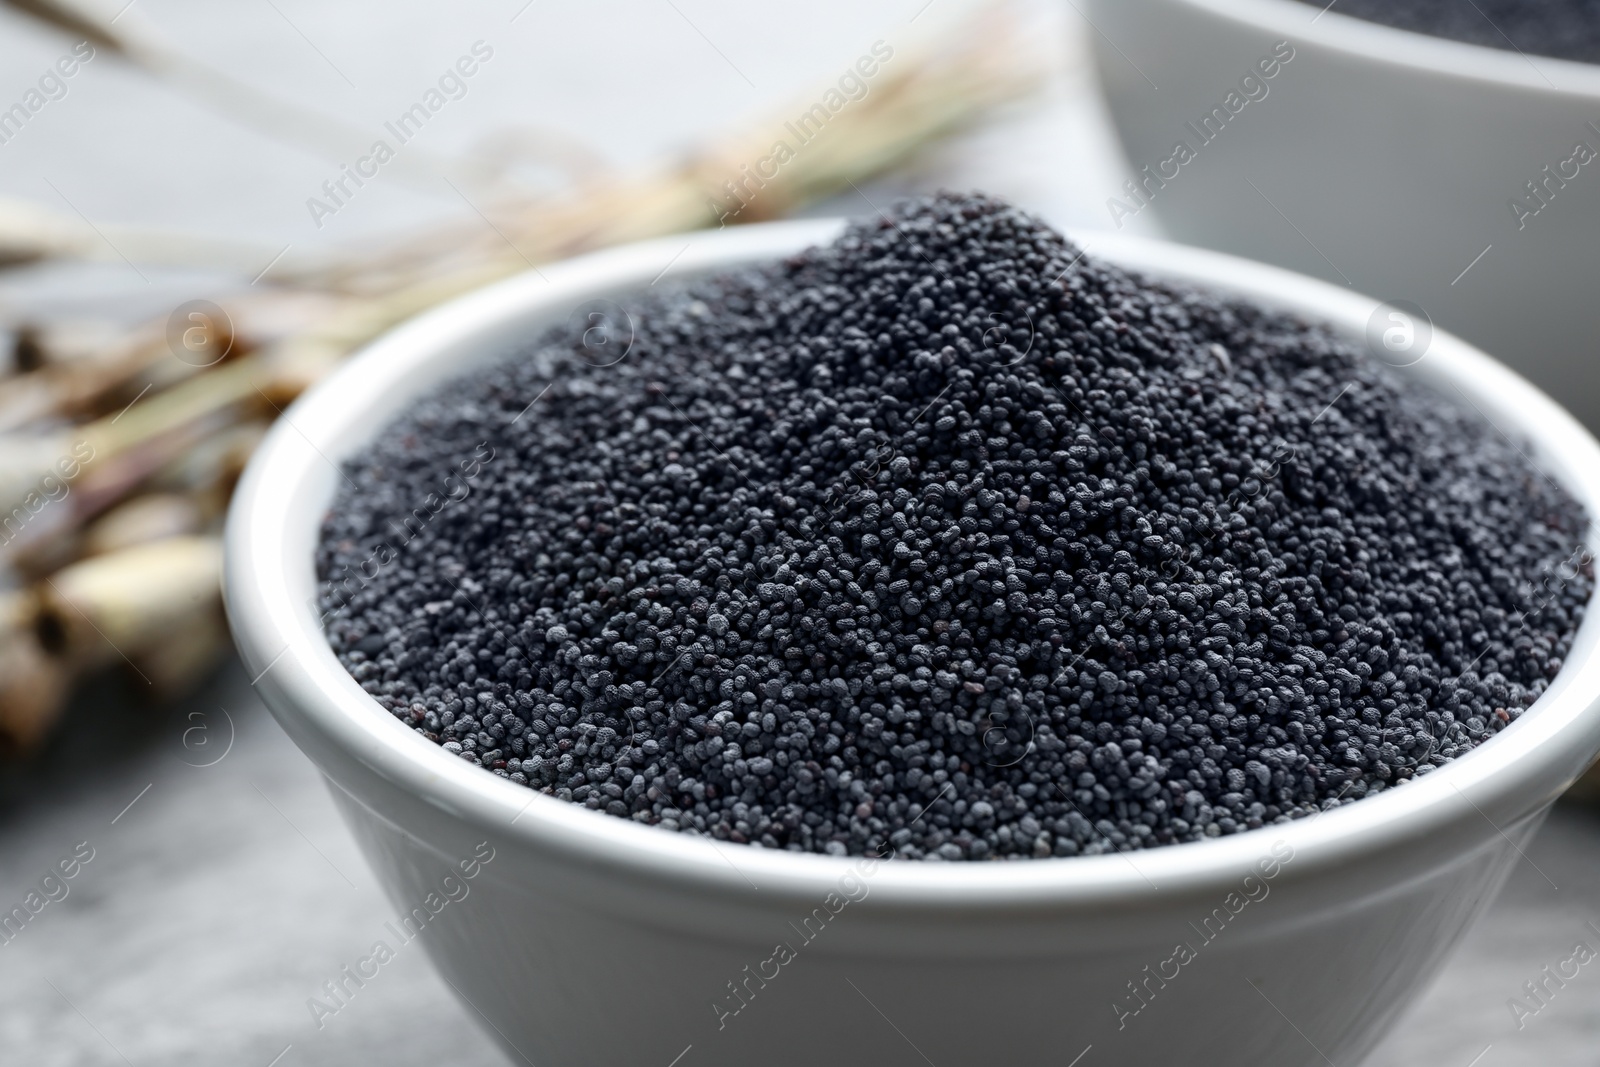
[1312,0,1600,64]
[317,193,1592,861]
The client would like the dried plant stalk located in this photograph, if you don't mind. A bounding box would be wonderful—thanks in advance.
[0,590,67,755]
[0,322,166,431]
[3,290,352,433]
[38,534,221,669]
[141,421,268,515]
[0,0,118,50]
[134,607,230,699]
[82,492,203,557]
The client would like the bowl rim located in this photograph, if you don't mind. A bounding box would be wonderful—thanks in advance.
[224,217,1600,909]
[1151,0,1600,95]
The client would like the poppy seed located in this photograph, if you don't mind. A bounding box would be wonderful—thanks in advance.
[317,192,1591,861]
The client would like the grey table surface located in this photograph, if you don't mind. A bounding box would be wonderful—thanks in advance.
[1,2,1597,1064]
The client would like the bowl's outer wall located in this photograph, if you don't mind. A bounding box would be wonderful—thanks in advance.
[1086,0,1600,432]
[332,778,1536,1067]
[226,221,1600,1065]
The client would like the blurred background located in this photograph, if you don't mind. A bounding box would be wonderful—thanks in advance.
[0,1,1595,1064]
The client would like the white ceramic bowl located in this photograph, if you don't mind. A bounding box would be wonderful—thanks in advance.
[1085,0,1600,431]
[225,219,1600,1067]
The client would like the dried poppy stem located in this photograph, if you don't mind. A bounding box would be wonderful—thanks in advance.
[1,289,353,433]
[36,534,222,670]
[0,590,68,756]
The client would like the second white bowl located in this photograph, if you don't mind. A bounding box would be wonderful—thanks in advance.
[1086,0,1600,431]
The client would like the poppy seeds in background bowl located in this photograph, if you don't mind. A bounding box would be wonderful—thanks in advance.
[1307,0,1600,65]
[314,193,1591,861]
